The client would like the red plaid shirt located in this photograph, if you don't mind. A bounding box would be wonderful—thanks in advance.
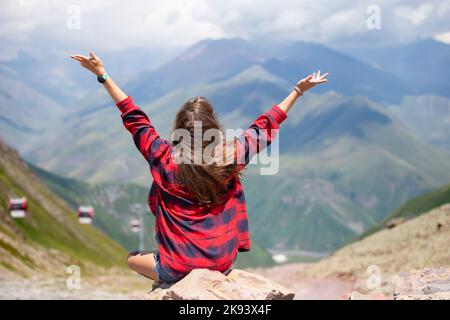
[116,96,287,281]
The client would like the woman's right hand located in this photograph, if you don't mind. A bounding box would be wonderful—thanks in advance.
[70,51,106,76]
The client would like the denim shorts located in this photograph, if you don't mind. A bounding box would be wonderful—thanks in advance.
[153,250,173,283]
[154,251,236,283]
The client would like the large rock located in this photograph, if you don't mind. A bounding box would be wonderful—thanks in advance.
[392,267,450,300]
[141,269,295,300]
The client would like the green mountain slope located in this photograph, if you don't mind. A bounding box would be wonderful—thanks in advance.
[0,139,127,277]
[359,183,450,239]
[388,183,450,219]
[30,165,156,252]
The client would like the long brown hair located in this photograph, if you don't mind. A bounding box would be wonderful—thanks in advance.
[172,96,240,206]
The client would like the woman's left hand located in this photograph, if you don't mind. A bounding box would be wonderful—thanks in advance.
[70,51,106,76]
[296,70,329,93]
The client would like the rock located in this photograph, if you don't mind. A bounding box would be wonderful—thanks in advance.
[385,217,406,229]
[140,269,296,300]
[392,267,450,300]
[349,290,390,300]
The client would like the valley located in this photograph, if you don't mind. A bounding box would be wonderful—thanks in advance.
[1,37,450,270]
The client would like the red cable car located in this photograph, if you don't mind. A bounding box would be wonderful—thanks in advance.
[8,197,27,218]
[130,219,141,233]
[77,206,94,224]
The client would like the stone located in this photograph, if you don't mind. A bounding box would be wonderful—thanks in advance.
[392,267,450,300]
[140,268,296,300]
[349,290,390,300]
[385,217,406,229]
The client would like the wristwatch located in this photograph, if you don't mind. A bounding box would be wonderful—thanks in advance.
[97,72,109,83]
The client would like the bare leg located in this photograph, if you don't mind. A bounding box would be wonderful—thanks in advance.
[127,250,159,281]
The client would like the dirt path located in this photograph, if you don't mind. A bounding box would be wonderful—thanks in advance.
[250,263,355,300]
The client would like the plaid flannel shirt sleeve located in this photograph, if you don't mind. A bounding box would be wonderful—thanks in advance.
[116,96,171,167]
[235,105,287,169]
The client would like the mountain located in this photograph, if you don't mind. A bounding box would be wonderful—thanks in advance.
[23,64,290,184]
[0,47,182,105]
[359,182,450,239]
[0,139,127,278]
[103,38,409,106]
[125,38,265,104]
[388,95,450,151]
[0,73,64,151]
[30,164,274,269]
[4,38,450,254]
[263,41,409,103]
[22,63,450,253]
[337,39,450,99]
[242,94,450,252]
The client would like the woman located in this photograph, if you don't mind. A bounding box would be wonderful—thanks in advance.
[71,51,328,283]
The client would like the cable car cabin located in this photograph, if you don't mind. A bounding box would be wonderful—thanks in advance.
[8,197,27,218]
[77,206,94,224]
[130,219,141,233]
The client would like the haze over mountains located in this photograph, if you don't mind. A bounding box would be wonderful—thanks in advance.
[1,37,450,254]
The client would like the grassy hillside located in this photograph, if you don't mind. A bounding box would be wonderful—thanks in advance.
[0,140,127,277]
[31,164,275,268]
[359,183,450,239]
[388,183,450,218]
[30,164,156,252]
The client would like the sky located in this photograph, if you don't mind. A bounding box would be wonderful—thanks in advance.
[1,0,449,60]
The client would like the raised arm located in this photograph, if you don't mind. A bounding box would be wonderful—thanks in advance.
[70,52,169,164]
[70,52,126,103]
[278,70,328,114]
[235,71,328,167]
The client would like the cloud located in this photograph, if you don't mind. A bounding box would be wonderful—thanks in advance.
[0,0,449,60]
[434,31,450,44]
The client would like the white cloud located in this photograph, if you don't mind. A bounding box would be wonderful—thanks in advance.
[0,0,449,60]
[434,30,450,44]
[395,3,434,26]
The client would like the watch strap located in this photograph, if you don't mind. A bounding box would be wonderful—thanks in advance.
[97,72,109,83]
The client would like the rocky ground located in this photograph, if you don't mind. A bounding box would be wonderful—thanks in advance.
[251,204,450,300]
[0,271,151,300]
[302,204,450,297]
[393,267,450,300]
[1,204,449,300]
[250,263,355,300]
